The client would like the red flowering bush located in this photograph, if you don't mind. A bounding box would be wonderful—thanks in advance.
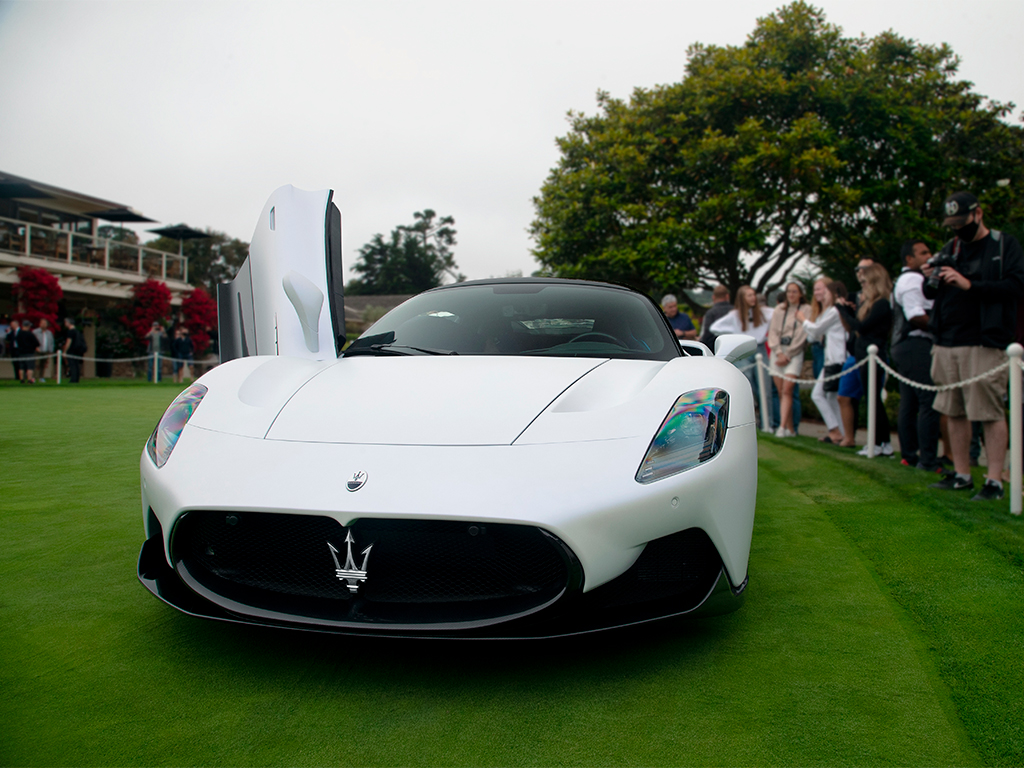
[12,267,62,328]
[181,286,217,356]
[129,279,172,340]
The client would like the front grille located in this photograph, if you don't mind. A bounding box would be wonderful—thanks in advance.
[171,512,575,627]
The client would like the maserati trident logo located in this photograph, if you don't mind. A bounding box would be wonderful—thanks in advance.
[346,470,367,492]
[328,530,372,594]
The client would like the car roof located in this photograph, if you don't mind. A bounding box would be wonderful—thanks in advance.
[426,277,639,294]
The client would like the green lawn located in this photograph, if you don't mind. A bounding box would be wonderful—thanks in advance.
[2,381,1023,766]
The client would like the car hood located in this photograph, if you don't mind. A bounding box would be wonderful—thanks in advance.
[264,356,612,446]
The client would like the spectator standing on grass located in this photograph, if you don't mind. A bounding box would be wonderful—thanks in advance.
[768,282,810,438]
[661,294,698,340]
[146,322,165,383]
[15,319,39,384]
[6,319,21,381]
[798,279,847,445]
[33,318,54,383]
[837,263,894,457]
[923,191,1024,501]
[710,285,774,414]
[837,265,871,447]
[892,240,942,473]
[63,317,86,384]
[699,285,731,349]
[171,327,195,384]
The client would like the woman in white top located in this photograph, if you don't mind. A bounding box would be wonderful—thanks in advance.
[797,279,847,445]
[709,285,773,409]
[767,282,811,438]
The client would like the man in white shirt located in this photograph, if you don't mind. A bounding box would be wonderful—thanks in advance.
[891,239,940,472]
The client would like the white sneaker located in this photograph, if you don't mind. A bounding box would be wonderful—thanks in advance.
[857,443,893,457]
[775,426,786,437]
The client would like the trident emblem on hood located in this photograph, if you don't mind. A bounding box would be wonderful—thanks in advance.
[328,529,372,594]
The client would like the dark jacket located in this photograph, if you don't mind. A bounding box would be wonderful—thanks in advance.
[837,298,892,361]
[924,230,1024,349]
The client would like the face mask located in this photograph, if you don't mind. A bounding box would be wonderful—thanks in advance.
[954,218,979,243]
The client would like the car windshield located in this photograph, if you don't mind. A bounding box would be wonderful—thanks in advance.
[347,281,679,360]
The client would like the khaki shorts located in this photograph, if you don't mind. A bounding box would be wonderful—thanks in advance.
[931,345,1008,421]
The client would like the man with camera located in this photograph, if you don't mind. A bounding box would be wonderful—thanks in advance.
[923,192,1024,500]
[892,240,941,472]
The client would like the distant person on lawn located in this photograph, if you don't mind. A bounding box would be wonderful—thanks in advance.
[63,317,86,383]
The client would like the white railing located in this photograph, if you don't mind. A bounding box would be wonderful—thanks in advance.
[754,344,1024,515]
[0,215,188,283]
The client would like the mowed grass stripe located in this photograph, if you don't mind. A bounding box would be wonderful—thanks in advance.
[758,437,1024,766]
[0,382,1002,766]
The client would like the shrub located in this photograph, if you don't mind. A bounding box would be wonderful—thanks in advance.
[12,266,62,328]
[181,286,217,356]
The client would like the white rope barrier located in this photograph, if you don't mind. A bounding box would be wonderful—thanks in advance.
[749,343,1022,514]
[6,350,218,385]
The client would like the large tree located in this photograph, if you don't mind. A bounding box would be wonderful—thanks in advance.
[530,2,1024,305]
[347,210,464,295]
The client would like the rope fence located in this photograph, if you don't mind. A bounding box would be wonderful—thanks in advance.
[5,351,215,384]
[753,343,1024,515]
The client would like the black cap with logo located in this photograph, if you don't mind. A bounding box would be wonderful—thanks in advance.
[942,191,979,227]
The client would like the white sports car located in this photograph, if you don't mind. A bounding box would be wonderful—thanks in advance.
[138,186,758,638]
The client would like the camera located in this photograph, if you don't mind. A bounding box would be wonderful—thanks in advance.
[925,250,958,292]
[780,336,792,346]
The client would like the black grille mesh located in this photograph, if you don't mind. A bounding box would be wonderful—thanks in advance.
[171,512,571,625]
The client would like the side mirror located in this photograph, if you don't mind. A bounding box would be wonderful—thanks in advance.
[678,339,712,356]
[714,334,757,363]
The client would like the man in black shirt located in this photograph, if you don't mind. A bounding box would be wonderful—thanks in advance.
[924,191,1024,500]
[698,285,731,350]
[62,317,86,383]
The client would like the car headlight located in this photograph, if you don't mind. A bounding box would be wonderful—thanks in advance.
[146,383,208,468]
[636,388,729,483]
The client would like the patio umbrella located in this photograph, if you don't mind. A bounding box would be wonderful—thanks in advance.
[85,207,156,241]
[146,223,210,256]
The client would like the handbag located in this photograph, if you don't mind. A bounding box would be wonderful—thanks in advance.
[822,363,843,393]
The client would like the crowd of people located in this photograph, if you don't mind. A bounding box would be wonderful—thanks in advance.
[2,316,88,384]
[662,191,1024,503]
[2,317,196,385]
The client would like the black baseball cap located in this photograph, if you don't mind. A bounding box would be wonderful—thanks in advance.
[942,191,979,226]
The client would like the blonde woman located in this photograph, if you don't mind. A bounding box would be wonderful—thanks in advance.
[797,279,847,445]
[837,263,894,455]
[709,285,773,409]
[767,282,810,437]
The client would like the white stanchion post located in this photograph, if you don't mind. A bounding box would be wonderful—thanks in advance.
[56,349,62,385]
[1008,343,1022,516]
[867,345,878,458]
[756,353,771,432]
[153,352,160,384]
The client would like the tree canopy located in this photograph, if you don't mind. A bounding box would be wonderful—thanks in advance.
[347,210,464,295]
[530,2,1024,305]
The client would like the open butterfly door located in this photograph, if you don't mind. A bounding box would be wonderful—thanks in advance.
[217,185,345,361]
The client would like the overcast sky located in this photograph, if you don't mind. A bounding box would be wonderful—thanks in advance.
[1,0,1022,284]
